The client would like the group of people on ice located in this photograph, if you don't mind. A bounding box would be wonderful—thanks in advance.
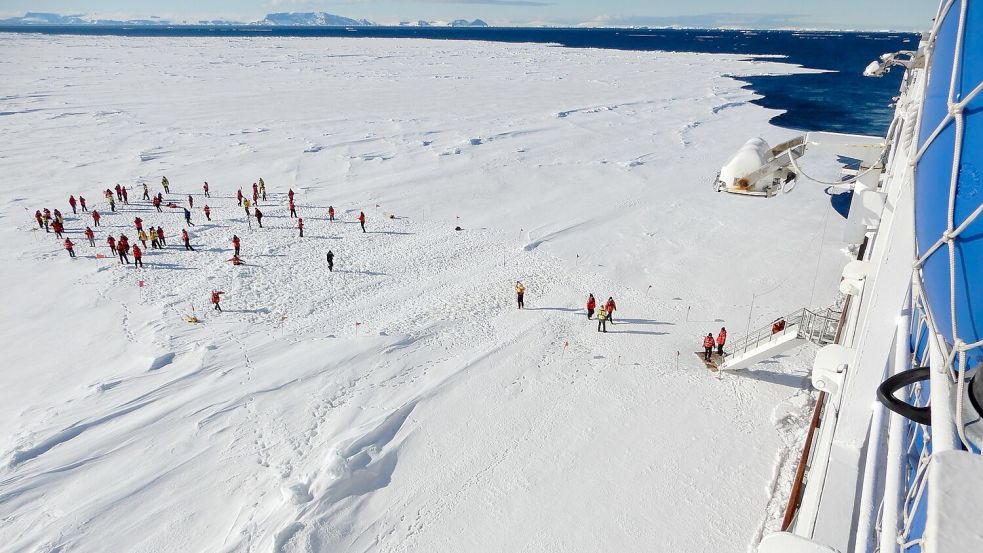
[586,293,617,332]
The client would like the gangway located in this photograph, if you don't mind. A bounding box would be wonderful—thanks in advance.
[719,306,840,371]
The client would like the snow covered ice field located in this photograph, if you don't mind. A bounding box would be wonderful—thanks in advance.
[0,35,850,552]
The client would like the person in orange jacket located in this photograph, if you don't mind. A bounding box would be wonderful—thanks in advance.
[703,333,715,361]
[716,327,727,356]
[211,290,225,311]
[586,293,596,320]
[605,297,617,324]
[64,238,75,258]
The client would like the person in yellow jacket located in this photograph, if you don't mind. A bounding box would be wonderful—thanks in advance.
[243,197,252,217]
[597,307,608,333]
[138,229,148,248]
[515,281,526,309]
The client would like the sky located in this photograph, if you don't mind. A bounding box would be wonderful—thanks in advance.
[0,0,938,30]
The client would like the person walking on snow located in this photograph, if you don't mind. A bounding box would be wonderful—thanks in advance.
[259,178,267,201]
[42,209,51,232]
[586,293,596,320]
[108,195,116,212]
[358,211,366,233]
[254,207,263,228]
[64,238,76,257]
[150,228,160,249]
[142,183,150,200]
[115,184,123,202]
[79,196,87,212]
[203,205,211,221]
[516,281,526,309]
[297,218,304,238]
[716,327,727,356]
[232,235,240,257]
[117,240,130,265]
[54,209,63,225]
[138,229,148,248]
[211,290,224,312]
[92,209,101,227]
[85,227,95,247]
[326,250,334,272]
[107,235,116,253]
[188,195,194,209]
[288,188,295,202]
[69,195,77,214]
[132,244,143,267]
[203,181,210,197]
[289,199,297,218]
[243,198,251,217]
[34,210,44,230]
[703,333,715,362]
[183,207,194,226]
[52,220,64,238]
[236,188,243,206]
[605,297,617,324]
[597,307,608,332]
[134,217,143,232]
[156,226,166,246]
[182,229,194,251]
[153,195,162,212]
[252,189,258,205]
[121,186,128,204]
[161,176,170,193]
[252,182,258,201]
[328,206,335,221]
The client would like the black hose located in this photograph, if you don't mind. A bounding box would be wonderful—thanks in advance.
[876,366,932,426]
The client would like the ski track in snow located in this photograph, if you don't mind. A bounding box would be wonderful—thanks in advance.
[0,35,839,553]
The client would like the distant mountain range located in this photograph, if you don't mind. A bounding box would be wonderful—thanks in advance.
[0,12,489,28]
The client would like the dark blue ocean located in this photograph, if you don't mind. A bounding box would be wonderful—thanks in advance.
[0,26,920,136]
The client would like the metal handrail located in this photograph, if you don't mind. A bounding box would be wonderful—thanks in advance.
[724,306,841,359]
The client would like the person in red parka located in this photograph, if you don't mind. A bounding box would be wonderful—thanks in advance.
[121,186,128,204]
[232,235,240,256]
[132,244,143,267]
[203,181,210,197]
[64,238,75,258]
[252,182,258,200]
[34,210,44,229]
[134,217,143,232]
[288,188,294,202]
[328,205,335,221]
[605,297,617,324]
[79,196,87,212]
[156,226,166,246]
[254,207,263,228]
[92,209,101,227]
[716,327,727,356]
[153,195,162,213]
[68,195,77,214]
[52,220,64,238]
[188,195,194,209]
[182,229,194,251]
[114,183,123,201]
[358,211,366,233]
[211,290,225,311]
[703,333,715,362]
[297,218,304,237]
[117,240,129,265]
[289,200,297,218]
[586,293,596,320]
[203,205,211,221]
[84,226,95,247]
[107,234,116,253]
[236,188,243,206]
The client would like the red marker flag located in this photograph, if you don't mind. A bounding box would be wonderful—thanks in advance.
[138,280,145,288]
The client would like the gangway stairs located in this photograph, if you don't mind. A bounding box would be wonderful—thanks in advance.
[719,306,841,371]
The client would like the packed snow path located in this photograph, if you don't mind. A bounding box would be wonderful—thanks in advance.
[0,36,846,552]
